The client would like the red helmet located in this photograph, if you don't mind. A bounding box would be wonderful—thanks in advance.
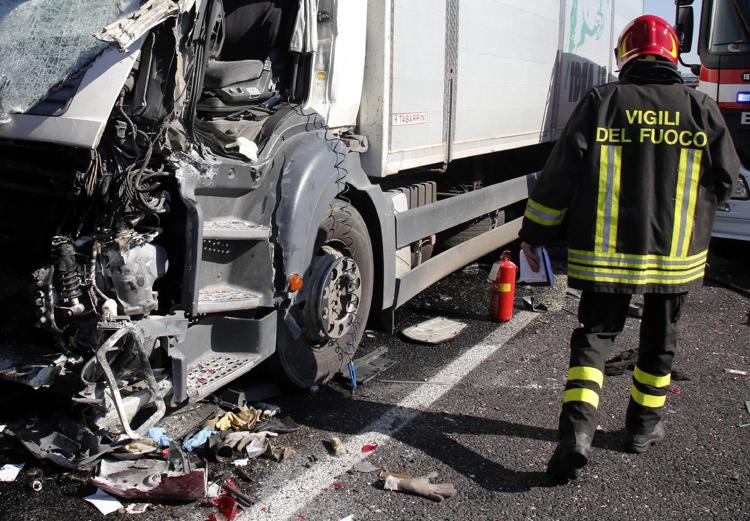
[616,15,679,69]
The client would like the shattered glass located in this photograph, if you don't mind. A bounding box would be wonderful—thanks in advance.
[0,0,140,114]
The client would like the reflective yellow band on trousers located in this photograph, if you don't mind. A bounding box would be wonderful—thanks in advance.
[563,388,600,409]
[634,367,671,388]
[567,366,604,388]
[630,386,666,408]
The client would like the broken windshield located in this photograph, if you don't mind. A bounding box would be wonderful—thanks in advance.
[708,0,750,52]
[0,0,140,115]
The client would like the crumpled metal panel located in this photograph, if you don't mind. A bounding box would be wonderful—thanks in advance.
[93,459,208,500]
[0,0,139,114]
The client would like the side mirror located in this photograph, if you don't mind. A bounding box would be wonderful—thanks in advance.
[675,6,694,53]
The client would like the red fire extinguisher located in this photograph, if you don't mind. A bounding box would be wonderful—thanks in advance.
[489,250,517,322]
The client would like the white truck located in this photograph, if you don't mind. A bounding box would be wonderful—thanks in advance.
[0,0,641,441]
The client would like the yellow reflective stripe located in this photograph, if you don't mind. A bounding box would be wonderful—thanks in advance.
[524,199,567,226]
[524,207,560,226]
[671,149,689,257]
[563,388,600,409]
[630,386,667,408]
[634,367,671,388]
[608,146,622,252]
[568,264,705,285]
[527,199,565,218]
[595,145,609,252]
[567,366,604,388]
[679,150,703,257]
[568,251,707,271]
[568,248,707,263]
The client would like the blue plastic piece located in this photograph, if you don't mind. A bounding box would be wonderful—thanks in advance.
[347,361,357,391]
[182,427,218,451]
[145,427,173,448]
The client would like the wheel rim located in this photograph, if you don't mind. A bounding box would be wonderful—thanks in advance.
[304,246,362,342]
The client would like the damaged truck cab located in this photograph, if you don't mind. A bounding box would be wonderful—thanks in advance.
[0,0,637,440]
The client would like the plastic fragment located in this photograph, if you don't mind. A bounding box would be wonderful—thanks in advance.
[361,443,378,453]
[339,516,354,521]
[84,488,123,515]
[724,369,748,376]
[670,387,682,395]
[145,427,172,447]
[183,427,218,451]
[125,503,149,514]
[333,482,345,490]
[328,437,346,456]
[0,463,24,482]
[212,495,241,521]
[352,461,378,473]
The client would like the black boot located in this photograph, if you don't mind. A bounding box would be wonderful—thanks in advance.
[546,432,592,483]
[625,420,665,453]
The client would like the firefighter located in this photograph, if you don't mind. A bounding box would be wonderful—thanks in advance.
[519,15,739,483]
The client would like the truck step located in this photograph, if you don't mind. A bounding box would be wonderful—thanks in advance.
[197,285,261,314]
[203,219,271,241]
[186,352,262,399]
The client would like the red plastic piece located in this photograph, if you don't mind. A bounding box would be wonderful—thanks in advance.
[361,443,378,453]
[212,495,241,521]
[670,387,682,395]
[489,251,517,323]
[333,482,345,490]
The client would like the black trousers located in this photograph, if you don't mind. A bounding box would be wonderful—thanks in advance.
[558,291,687,441]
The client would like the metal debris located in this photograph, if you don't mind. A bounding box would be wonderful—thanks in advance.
[401,317,467,344]
[93,459,208,500]
[340,347,396,384]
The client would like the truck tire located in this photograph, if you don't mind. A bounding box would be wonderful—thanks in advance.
[276,200,374,388]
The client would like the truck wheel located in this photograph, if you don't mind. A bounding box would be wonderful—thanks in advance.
[277,200,374,388]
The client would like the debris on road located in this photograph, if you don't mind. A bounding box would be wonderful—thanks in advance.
[263,444,296,462]
[92,459,208,500]
[84,488,123,516]
[211,406,263,432]
[361,443,378,453]
[124,503,149,514]
[0,462,24,482]
[605,349,637,376]
[401,317,467,344]
[382,471,457,502]
[339,347,396,385]
[339,516,354,521]
[182,427,217,452]
[327,437,347,456]
[724,369,748,376]
[145,427,173,448]
[30,478,43,492]
[745,401,750,414]
[352,461,378,473]
[379,470,411,481]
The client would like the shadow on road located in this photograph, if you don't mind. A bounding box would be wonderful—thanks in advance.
[291,391,631,493]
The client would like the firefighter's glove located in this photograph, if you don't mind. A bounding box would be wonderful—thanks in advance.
[384,471,456,502]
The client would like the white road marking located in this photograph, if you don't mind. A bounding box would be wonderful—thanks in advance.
[249,311,537,521]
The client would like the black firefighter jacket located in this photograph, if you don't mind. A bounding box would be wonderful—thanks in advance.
[520,61,739,294]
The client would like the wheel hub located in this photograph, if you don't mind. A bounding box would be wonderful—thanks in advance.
[305,247,362,341]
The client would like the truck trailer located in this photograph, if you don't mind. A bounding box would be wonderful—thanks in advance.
[0,0,641,442]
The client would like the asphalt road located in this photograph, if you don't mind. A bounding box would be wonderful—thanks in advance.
[0,238,748,521]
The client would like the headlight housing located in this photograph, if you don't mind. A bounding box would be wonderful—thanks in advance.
[731,175,750,200]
